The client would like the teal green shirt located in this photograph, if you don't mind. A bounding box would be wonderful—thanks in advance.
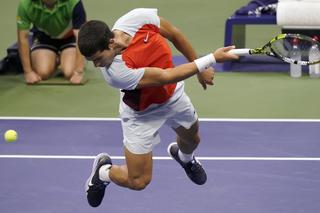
[17,0,85,39]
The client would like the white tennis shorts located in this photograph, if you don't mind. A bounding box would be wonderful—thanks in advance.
[121,92,198,154]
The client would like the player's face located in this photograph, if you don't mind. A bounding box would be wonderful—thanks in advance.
[87,50,115,68]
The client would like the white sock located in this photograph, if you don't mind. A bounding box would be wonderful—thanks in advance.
[178,150,194,163]
[99,164,112,182]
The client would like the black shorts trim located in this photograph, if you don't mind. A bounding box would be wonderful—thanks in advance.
[31,31,76,53]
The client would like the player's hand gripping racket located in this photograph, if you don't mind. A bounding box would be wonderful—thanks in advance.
[229,34,320,65]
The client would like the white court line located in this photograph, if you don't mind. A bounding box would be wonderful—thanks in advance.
[1,116,320,122]
[1,117,319,162]
[0,155,319,161]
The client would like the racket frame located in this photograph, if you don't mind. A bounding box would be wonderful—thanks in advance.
[247,34,320,65]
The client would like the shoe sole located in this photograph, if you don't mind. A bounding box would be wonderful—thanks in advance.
[85,153,110,192]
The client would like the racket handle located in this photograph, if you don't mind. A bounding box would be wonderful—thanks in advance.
[228,49,251,56]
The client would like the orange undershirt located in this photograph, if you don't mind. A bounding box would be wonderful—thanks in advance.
[122,24,177,111]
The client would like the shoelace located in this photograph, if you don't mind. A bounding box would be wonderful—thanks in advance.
[90,174,110,190]
[90,182,109,191]
[189,160,203,172]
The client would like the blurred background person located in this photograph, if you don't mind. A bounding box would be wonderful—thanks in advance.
[17,0,86,84]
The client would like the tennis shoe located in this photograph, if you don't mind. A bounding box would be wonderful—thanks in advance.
[167,142,207,185]
[85,153,112,207]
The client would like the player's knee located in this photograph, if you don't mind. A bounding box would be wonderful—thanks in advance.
[128,176,151,191]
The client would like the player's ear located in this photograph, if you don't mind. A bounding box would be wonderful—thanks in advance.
[108,38,115,49]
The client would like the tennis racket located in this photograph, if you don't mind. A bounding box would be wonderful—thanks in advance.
[229,34,320,65]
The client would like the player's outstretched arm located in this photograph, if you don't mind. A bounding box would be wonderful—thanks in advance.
[137,46,239,88]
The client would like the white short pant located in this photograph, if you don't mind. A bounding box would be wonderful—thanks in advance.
[121,92,198,154]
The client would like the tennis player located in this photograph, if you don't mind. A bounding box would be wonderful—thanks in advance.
[78,8,238,207]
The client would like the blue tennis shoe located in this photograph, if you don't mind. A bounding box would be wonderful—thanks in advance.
[85,153,112,207]
[167,142,207,185]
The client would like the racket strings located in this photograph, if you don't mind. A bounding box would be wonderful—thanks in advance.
[270,34,320,65]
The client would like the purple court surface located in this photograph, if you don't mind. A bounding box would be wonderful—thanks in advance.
[0,117,320,213]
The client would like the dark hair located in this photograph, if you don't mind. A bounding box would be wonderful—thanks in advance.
[78,20,114,57]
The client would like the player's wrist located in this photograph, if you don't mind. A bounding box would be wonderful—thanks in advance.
[194,54,216,73]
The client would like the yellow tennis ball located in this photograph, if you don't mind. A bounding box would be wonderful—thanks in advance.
[4,130,18,142]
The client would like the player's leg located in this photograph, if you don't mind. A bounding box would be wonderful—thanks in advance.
[85,115,162,207]
[31,49,57,80]
[85,149,153,207]
[107,115,163,190]
[169,122,207,185]
[174,120,200,155]
[109,148,153,190]
[109,116,159,190]
[109,115,164,189]
[166,93,207,185]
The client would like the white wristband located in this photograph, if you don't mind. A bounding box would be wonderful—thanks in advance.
[194,54,216,73]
